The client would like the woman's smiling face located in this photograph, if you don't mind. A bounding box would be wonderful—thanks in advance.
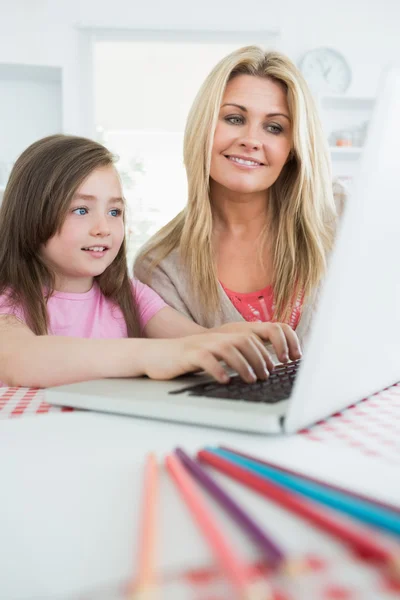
[210,74,292,198]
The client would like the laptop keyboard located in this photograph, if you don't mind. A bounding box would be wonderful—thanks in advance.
[169,359,301,404]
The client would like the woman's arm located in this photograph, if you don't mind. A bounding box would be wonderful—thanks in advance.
[144,307,302,364]
[0,315,272,388]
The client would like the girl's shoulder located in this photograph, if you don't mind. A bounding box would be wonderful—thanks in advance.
[131,277,167,309]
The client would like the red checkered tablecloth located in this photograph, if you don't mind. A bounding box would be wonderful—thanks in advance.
[300,383,400,466]
[0,386,73,418]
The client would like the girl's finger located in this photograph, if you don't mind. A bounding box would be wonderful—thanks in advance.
[189,349,231,383]
[214,339,267,383]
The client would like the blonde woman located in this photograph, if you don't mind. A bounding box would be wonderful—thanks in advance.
[135,46,338,348]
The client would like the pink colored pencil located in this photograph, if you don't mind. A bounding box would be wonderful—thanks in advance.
[132,453,159,599]
[165,452,270,599]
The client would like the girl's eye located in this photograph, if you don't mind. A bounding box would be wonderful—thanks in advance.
[266,124,283,135]
[72,207,88,216]
[108,208,123,217]
[225,115,244,125]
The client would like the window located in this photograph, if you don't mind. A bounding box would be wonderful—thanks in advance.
[93,34,276,267]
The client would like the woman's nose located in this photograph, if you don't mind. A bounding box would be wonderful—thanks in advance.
[239,137,261,151]
[238,124,262,151]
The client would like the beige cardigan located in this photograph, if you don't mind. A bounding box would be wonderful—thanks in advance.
[134,180,346,348]
[135,248,321,348]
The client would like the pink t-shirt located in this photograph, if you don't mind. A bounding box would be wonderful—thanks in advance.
[221,283,303,330]
[0,279,166,338]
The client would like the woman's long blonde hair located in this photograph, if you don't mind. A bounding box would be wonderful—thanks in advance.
[0,134,141,336]
[135,46,337,321]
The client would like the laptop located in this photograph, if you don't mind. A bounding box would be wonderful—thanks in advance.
[46,67,400,434]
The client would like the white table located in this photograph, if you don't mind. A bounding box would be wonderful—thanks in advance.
[1,407,400,599]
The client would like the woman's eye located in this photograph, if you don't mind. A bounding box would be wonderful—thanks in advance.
[266,124,283,135]
[108,208,123,217]
[72,207,88,216]
[225,115,244,125]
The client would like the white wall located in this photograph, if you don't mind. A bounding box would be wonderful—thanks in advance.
[0,0,399,135]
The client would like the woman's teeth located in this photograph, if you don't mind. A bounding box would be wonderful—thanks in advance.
[228,156,262,166]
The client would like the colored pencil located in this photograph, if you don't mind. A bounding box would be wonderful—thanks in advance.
[165,452,271,600]
[132,453,159,600]
[175,447,284,566]
[214,447,400,537]
[198,448,400,576]
[221,445,400,516]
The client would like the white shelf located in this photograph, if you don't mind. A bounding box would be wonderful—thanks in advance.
[329,147,363,163]
[0,64,61,83]
[330,146,363,154]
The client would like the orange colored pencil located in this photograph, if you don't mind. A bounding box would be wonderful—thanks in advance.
[132,453,159,600]
[165,452,271,600]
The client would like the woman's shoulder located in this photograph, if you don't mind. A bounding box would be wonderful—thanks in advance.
[135,246,184,284]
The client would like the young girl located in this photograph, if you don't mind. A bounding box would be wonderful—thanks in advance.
[134,46,340,343]
[0,135,301,389]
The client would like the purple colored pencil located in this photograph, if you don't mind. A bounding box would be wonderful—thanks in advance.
[175,447,284,566]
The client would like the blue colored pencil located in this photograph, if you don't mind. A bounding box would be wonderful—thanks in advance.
[221,446,400,516]
[209,447,400,537]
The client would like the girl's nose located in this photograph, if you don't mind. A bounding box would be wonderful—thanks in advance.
[90,216,111,237]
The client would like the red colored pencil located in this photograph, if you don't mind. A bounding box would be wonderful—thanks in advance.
[198,448,400,575]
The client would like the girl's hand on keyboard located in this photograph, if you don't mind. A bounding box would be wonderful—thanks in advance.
[212,322,302,364]
[141,332,274,383]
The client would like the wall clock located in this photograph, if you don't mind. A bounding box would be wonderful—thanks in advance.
[299,47,352,94]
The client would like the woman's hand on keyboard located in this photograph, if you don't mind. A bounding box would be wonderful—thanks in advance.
[141,332,274,383]
[212,322,302,364]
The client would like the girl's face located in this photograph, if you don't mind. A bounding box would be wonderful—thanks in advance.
[210,74,292,199]
[41,165,125,292]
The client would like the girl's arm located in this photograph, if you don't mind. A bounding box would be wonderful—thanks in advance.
[144,307,302,364]
[0,315,272,389]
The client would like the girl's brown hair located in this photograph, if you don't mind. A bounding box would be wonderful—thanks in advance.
[0,134,140,336]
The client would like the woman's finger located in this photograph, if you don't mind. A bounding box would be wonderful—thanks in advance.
[251,336,276,372]
[280,323,302,360]
[259,324,290,363]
